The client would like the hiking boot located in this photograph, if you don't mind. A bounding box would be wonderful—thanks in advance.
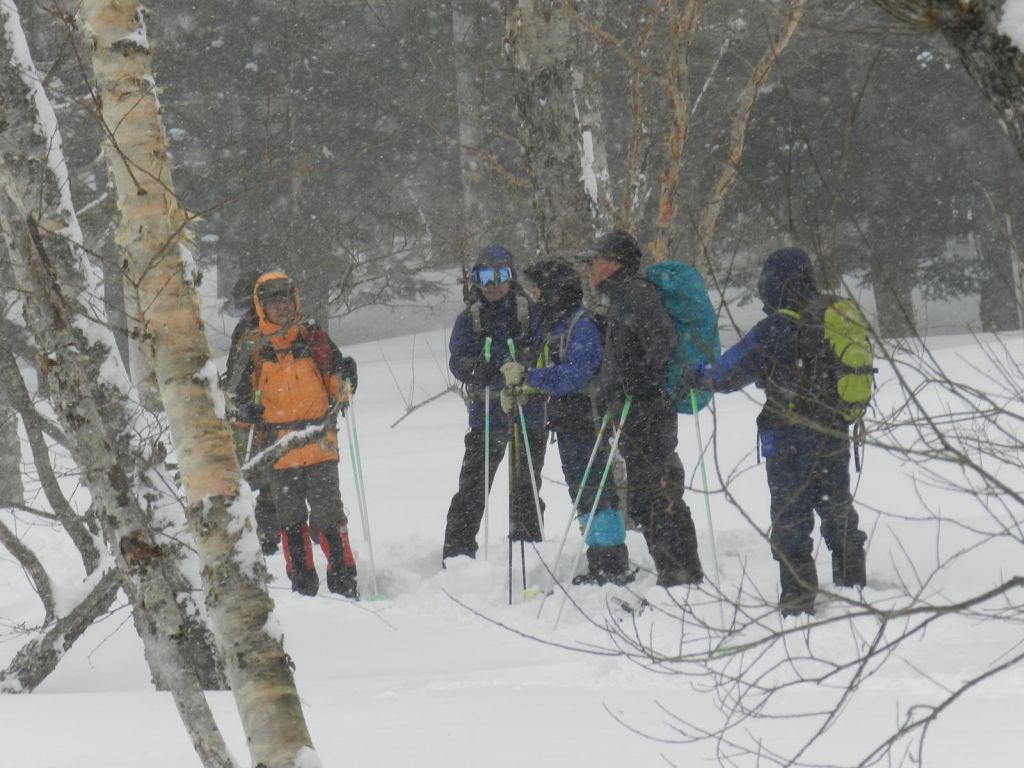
[326,569,359,600]
[779,557,818,616]
[832,545,866,588]
[290,568,320,597]
[656,564,704,588]
[572,544,635,586]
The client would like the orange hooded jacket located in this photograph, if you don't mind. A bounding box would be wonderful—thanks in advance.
[235,272,345,470]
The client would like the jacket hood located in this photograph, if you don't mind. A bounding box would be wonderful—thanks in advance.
[757,247,817,314]
[253,271,301,330]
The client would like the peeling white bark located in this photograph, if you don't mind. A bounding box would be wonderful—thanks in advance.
[77,2,319,766]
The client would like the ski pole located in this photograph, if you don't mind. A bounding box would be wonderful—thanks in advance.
[506,340,544,545]
[691,390,723,626]
[482,337,493,561]
[343,379,378,597]
[553,397,632,631]
[243,390,261,463]
[508,420,519,605]
[536,410,611,618]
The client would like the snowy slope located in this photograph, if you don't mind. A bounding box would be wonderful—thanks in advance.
[1,328,1022,767]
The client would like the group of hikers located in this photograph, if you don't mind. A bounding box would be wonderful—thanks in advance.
[224,230,870,617]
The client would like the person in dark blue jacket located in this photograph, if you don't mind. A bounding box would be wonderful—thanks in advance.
[501,259,632,585]
[442,245,547,563]
[680,247,868,616]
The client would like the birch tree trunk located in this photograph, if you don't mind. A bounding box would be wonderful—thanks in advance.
[0,388,23,505]
[649,0,702,263]
[568,0,615,229]
[873,0,1024,162]
[0,3,234,764]
[503,0,595,259]
[77,2,318,765]
[692,0,806,269]
[452,0,487,248]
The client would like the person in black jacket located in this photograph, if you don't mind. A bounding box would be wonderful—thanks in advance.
[580,231,703,588]
[442,245,547,564]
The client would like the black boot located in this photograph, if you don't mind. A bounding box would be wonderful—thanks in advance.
[832,545,866,588]
[291,568,320,597]
[254,491,279,555]
[326,568,359,599]
[321,526,359,600]
[283,524,319,597]
[572,544,635,586]
[779,557,818,616]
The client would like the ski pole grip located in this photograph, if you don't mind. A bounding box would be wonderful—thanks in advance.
[484,336,493,363]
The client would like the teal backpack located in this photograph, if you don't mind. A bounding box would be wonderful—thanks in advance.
[645,261,720,414]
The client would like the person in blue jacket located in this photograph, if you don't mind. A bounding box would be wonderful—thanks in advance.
[679,247,868,616]
[501,260,632,585]
[442,245,547,563]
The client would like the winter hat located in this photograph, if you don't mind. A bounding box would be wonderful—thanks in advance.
[256,273,297,305]
[757,247,818,313]
[583,230,644,273]
[473,244,516,274]
[522,259,582,315]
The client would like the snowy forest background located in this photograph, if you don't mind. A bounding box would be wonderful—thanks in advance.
[13,0,1024,347]
[1,2,1024,768]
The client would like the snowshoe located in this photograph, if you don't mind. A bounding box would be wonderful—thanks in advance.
[571,567,638,587]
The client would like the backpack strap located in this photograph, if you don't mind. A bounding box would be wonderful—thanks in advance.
[469,293,531,340]
[469,301,483,336]
[556,307,589,364]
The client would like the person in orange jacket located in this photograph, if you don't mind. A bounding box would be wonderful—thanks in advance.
[228,271,359,598]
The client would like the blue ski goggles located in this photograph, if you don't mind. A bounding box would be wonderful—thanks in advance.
[472,265,513,287]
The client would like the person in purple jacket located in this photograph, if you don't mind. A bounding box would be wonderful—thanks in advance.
[501,259,632,585]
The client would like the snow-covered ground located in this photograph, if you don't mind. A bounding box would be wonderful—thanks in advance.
[1,327,1022,767]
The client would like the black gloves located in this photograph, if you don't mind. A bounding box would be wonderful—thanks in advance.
[236,401,264,425]
[339,356,358,392]
[676,365,705,394]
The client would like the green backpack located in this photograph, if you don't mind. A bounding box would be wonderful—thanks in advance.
[794,295,876,426]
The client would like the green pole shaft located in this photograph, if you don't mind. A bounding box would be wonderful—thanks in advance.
[537,411,610,618]
[553,397,632,630]
[483,337,493,561]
